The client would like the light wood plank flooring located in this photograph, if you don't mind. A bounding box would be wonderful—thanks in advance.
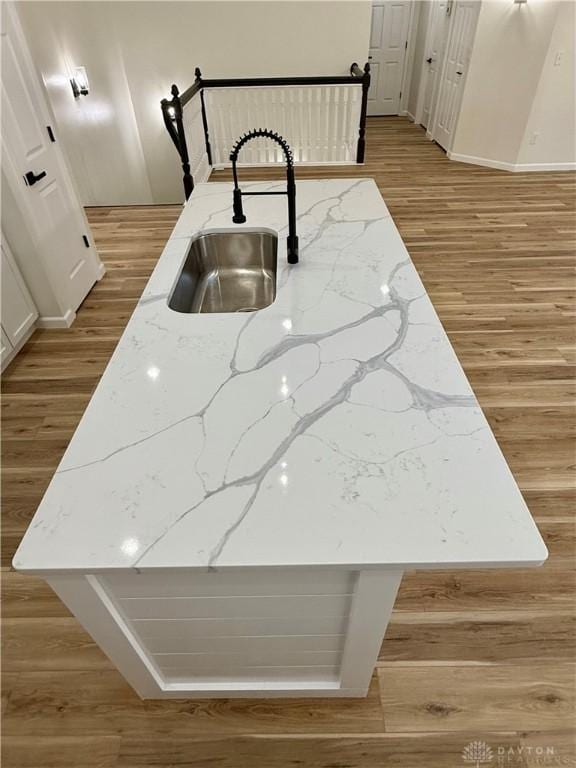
[2,117,575,767]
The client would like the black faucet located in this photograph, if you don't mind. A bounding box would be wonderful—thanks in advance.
[229,129,299,264]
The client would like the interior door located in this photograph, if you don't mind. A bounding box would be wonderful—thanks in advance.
[421,0,451,129]
[1,3,101,311]
[367,0,411,116]
[430,0,479,151]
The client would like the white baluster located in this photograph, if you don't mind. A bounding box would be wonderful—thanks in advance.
[197,82,363,168]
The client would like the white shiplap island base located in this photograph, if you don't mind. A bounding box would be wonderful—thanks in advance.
[14,179,547,699]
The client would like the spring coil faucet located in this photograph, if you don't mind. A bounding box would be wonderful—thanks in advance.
[229,129,299,264]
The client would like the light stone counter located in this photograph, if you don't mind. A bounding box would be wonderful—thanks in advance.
[13,179,546,698]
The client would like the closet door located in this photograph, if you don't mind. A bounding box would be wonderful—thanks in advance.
[421,0,451,130]
[430,0,479,150]
[367,0,412,116]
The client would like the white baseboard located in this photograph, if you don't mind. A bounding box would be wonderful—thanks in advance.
[36,309,76,329]
[447,151,576,173]
[512,161,576,172]
[95,262,106,281]
[447,152,516,171]
[405,110,416,122]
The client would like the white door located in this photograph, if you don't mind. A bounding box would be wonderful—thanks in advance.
[420,0,451,129]
[1,3,103,313]
[1,241,38,347]
[430,0,479,151]
[367,0,411,116]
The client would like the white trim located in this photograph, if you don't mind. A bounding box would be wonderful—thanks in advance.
[36,309,76,329]
[511,162,576,173]
[147,681,368,700]
[43,567,404,699]
[447,151,516,171]
[47,574,162,698]
[447,151,576,173]
[95,261,107,281]
[339,570,402,693]
[405,110,416,122]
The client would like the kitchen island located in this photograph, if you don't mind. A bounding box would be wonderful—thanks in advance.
[13,179,547,698]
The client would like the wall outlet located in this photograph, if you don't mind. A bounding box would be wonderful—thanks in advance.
[529,131,539,146]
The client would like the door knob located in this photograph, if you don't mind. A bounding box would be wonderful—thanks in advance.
[426,57,433,64]
[24,170,47,186]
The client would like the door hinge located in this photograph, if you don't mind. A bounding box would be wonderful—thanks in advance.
[82,235,90,248]
[47,125,56,142]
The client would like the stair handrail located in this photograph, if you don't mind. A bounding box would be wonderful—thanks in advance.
[161,62,371,198]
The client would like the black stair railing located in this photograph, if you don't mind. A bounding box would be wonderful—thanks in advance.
[161,62,371,199]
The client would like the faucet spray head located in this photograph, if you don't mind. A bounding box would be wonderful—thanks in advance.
[287,235,299,264]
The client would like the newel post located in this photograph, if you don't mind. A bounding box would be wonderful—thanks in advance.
[356,62,371,164]
[161,97,180,152]
[171,84,194,199]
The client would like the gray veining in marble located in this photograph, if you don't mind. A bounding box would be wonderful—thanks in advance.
[13,179,547,573]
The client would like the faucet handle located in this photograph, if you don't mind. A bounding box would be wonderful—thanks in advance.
[232,188,246,224]
[287,235,299,265]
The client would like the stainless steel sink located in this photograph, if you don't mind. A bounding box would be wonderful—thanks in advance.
[168,230,278,314]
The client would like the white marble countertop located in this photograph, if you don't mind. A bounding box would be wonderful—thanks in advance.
[14,179,547,574]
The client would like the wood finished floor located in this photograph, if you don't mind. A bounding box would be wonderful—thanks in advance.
[2,117,575,767]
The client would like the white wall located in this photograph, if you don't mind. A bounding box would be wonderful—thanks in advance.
[17,1,371,205]
[16,1,155,206]
[451,0,575,170]
[517,0,576,168]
